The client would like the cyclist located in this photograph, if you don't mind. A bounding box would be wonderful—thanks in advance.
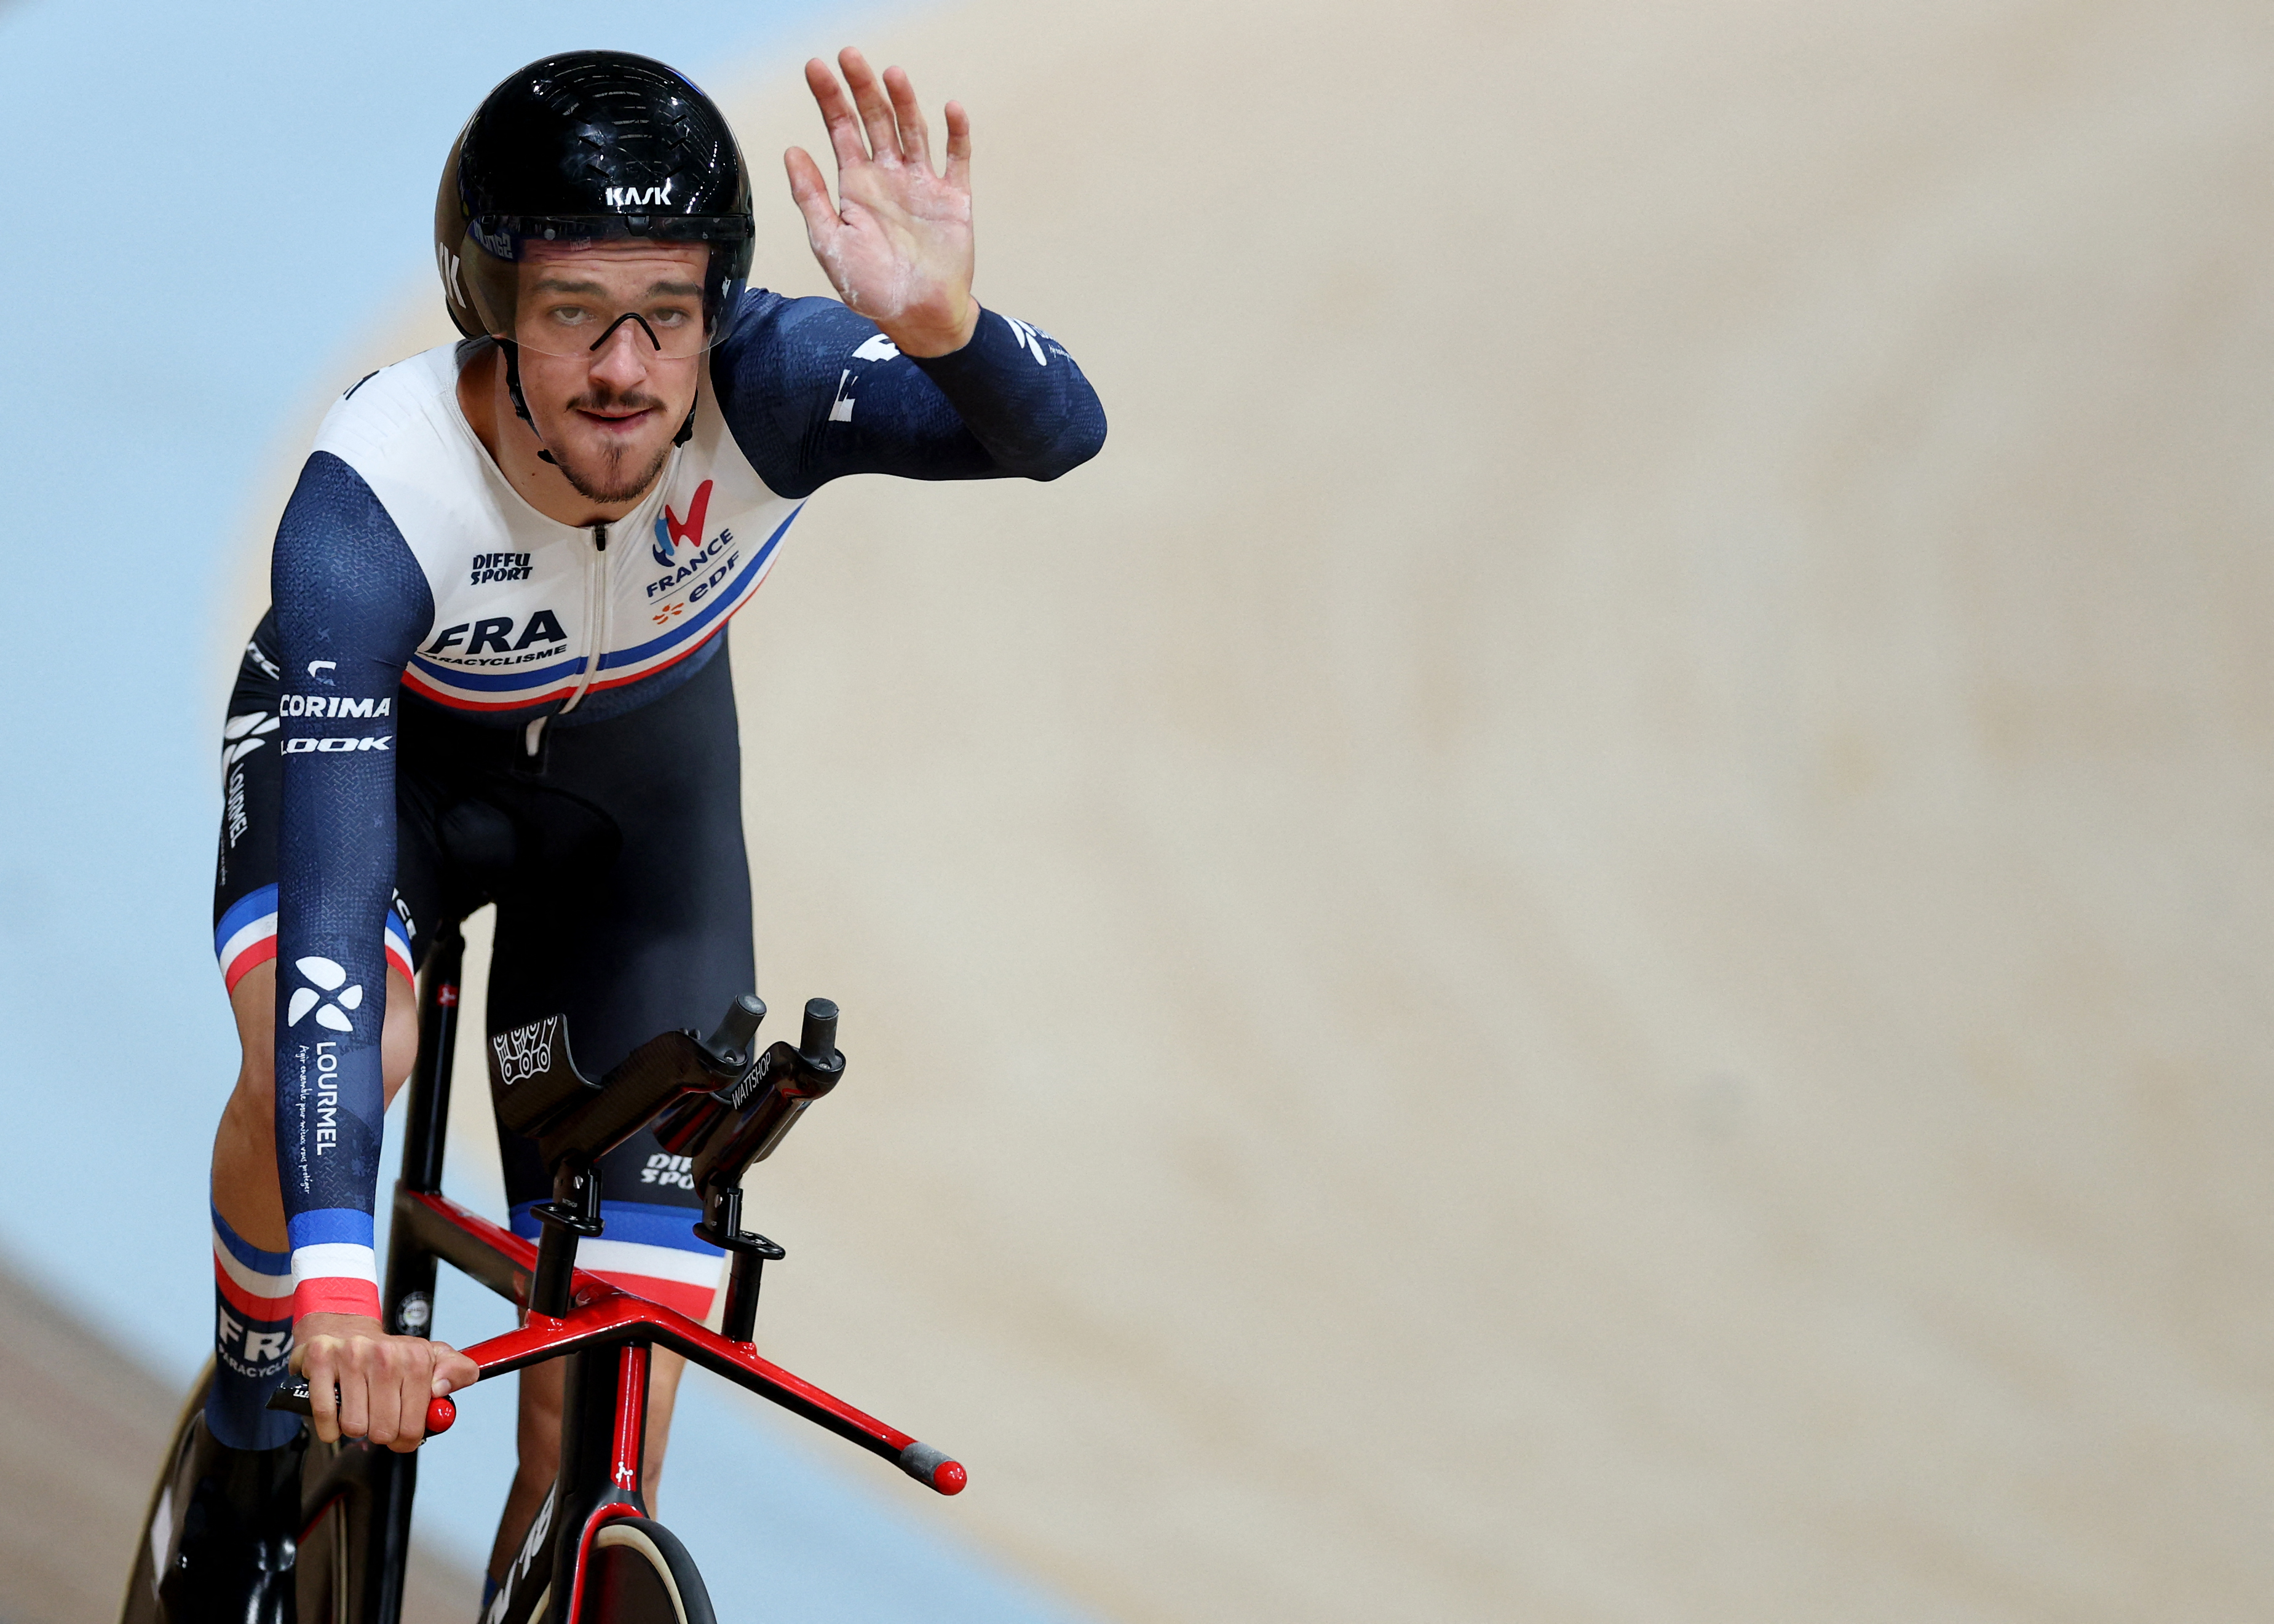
[183,46,1103,1618]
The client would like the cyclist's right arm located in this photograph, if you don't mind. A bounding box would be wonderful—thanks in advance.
[268,449,474,1446]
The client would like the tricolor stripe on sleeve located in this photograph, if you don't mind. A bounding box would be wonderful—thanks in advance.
[215,885,416,993]
[287,1207,383,1322]
[384,908,414,985]
[212,1206,295,1321]
[215,885,279,993]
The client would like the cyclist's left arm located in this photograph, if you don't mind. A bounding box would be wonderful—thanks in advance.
[729,53,1106,496]
[270,450,477,1449]
[709,291,1106,498]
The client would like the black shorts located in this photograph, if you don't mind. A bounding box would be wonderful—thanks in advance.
[212,616,751,1316]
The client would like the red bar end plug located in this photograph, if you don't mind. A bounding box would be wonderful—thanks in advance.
[899,1441,966,1495]
[426,1395,458,1436]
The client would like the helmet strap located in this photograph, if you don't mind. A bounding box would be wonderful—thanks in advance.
[499,340,560,466]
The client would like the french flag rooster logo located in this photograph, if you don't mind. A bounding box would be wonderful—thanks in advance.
[651,480,714,568]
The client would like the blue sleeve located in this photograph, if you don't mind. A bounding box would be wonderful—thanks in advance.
[269,451,433,1320]
[708,293,1107,501]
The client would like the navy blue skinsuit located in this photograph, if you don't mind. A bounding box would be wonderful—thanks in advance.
[204,293,1103,1445]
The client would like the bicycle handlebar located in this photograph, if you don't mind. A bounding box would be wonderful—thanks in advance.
[496,992,842,1184]
[261,996,951,1500]
[701,993,767,1068]
[268,1379,457,1436]
[506,994,789,1174]
[262,1254,968,1497]
[799,997,838,1060]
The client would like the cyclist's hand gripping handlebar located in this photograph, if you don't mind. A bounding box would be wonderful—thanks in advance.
[269,1377,458,1436]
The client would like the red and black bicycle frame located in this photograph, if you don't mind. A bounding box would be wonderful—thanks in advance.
[343,923,962,1624]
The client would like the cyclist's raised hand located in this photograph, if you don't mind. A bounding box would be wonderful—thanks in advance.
[291,1312,479,1452]
[786,47,978,358]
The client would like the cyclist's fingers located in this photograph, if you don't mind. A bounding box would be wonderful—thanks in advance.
[806,57,870,170]
[390,1366,427,1453]
[334,1365,371,1442]
[364,1383,401,1448]
[883,65,931,172]
[942,100,972,192]
[432,1344,480,1393]
[301,1339,342,1443]
[838,47,902,164]
[363,1347,406,1448]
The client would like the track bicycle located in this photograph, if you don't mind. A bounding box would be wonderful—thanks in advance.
[122,922,966,1623]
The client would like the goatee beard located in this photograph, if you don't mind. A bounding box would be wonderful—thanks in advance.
[550,384,677,504]
[555,439,673,505]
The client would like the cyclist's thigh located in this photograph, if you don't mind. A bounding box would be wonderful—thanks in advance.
[487,649,754,1066]
[485,647,752,1303]
[485,646,754,1069]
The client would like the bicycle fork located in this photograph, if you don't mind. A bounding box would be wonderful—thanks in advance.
[482,1339,650,1624]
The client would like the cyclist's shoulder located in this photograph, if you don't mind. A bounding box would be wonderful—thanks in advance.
[306,341,487,501]
[287,341,505,558]
[712,287,887,384]
[718,284,830,340]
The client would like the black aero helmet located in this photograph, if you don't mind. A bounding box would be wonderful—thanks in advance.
[435,50,755,352]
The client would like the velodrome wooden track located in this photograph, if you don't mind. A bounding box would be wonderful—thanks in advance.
[198,1,2274,1618]
[0,1256,474,1624]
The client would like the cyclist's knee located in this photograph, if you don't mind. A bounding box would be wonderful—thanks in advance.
[223,961,418,1103]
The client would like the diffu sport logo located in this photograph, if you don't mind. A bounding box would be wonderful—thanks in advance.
[287,956,363,1033]
[641,1152,695,1191]
[651,480,715,567]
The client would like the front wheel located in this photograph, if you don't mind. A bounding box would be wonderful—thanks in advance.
[580,1516,715,1624]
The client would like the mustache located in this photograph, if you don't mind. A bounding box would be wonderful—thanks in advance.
[566,386,666,415]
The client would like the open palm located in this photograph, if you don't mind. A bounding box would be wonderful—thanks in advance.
[786,49,978,358]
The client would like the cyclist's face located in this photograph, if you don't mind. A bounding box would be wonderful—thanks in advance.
[513,241,709,505]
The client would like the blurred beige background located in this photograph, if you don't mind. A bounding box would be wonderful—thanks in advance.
[220,1,2274,1618]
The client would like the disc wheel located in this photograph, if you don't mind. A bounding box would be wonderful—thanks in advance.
[118,1367,212,1623]
[580,1516,715,1624]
